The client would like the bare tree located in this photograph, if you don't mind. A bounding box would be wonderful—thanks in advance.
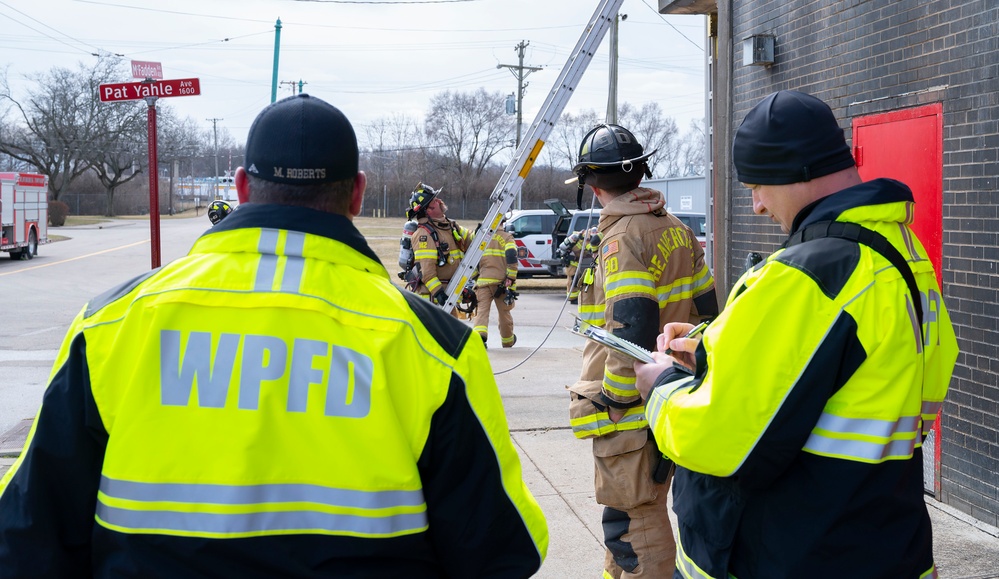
[675,118,706,177]
[546,109,602,171]
[425,89,514,216]
[548,104,683,179]
[618,102,679,178]
[88,97,147,215]
[0,56,131,200]
[363,113,431,216]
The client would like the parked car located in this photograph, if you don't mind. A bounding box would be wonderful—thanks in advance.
[504,208,570,276]
[672,211,707,248]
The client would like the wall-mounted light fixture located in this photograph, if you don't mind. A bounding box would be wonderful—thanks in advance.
[743,34,776,66]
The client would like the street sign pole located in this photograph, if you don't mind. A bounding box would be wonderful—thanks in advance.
[99,73,200,270]
[145,94,161,269]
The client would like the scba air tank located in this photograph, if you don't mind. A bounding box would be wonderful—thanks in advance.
[398,220,420,269]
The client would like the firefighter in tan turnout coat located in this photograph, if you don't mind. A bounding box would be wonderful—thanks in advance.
[472,218,518,347]
[567,124,719,578]
[406,184,473,310]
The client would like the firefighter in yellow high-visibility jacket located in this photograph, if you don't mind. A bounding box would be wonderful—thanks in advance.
[636,90,959,579]
[0,94,548,578]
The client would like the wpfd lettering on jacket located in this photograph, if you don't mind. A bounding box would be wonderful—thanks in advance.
[160,329,373,417]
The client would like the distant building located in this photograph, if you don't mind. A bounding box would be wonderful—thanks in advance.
[643,176,706,214]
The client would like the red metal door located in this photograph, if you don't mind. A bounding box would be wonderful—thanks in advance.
[852,103,944,495]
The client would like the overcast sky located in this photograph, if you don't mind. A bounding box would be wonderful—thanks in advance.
[1,0,707,159]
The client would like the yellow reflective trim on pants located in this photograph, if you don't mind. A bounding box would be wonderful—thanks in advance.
[676,528,721,578]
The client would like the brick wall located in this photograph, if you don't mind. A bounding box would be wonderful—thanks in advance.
[729,0,999,526]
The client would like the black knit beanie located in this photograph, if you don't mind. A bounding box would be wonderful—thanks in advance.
[733,90,856,185]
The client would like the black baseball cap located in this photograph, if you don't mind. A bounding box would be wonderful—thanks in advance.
[244,94,358,185]
[733,90,855,185]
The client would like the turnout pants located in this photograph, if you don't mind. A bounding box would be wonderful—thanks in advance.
[594,431,676,578]
[472,285,515,346]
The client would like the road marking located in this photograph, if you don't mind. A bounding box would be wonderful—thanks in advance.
[0,240,149,277]
[0,349,59,362]
[22,326,64,337]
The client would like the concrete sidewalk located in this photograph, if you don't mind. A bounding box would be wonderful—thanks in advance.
[2,292,998,577]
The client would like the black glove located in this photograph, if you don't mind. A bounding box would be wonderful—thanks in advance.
[504,287,519,305]
[432,291,448,306]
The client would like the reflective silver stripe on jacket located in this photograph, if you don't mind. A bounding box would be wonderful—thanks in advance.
[254,229,307,293]
[803,411,923,461]
[920,401,942,437]
[97,476,428,535]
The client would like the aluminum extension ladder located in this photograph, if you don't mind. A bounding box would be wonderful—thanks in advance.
[440,0,624,313]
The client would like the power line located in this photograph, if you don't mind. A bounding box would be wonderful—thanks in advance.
[279,80,308,95]
[0,0,100,55]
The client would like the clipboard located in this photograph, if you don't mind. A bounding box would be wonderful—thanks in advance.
[569,316,657,364]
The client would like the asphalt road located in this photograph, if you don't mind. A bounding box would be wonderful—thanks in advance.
[0,217,212,433]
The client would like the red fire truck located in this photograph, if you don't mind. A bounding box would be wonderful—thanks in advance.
[0,172,49,260]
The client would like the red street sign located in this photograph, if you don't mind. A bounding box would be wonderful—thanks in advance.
[99,78,201,102]
[131,60,163,80]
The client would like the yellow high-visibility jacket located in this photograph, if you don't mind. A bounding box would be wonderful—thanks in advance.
[0,204,548,578]
[645,179,959,578]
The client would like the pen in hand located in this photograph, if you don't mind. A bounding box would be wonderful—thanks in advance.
[663,321,709,356]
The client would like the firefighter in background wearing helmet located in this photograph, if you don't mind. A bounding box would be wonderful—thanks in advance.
[556,226,599,304]
[566,124,719,577]
[472,217,518,348]
[406,184,473,312]
[207,200,233,225]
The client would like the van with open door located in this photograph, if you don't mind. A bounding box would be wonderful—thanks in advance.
[504,208,570,276]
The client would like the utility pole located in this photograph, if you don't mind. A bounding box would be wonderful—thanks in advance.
[271,18,282,103]
[607,13,627,124]
[497,40,542,209]
[280,79,309,95]
[207,117,223,200]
